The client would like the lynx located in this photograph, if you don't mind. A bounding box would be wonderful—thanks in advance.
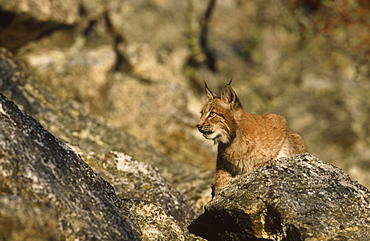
[197,81,307,196]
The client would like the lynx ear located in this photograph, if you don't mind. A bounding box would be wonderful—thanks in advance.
[221,80,241,108]
[204,81,217,100]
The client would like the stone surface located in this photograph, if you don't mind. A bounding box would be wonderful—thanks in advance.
[0,0,79,24]
[78,151,198,226]
[0,93,140,240]
[78,151,203,241]
[0,47,214,211]
[0,91,204,240]
[0,49,207,240]
[0,195,59,241]
[0,0,79,50]
[188,153,370,240]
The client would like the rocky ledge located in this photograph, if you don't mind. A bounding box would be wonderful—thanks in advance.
[188,154,370,240]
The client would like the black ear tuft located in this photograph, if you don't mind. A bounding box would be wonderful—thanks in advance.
[204,81,217,100]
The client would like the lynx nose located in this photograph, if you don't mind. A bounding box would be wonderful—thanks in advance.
[197,123,211,134]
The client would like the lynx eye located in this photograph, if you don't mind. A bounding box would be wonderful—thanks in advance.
[206,112,216,118]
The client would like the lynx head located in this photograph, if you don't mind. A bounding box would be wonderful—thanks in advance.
[197,80,242,144]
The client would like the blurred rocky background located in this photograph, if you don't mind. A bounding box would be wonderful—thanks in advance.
[1,0,370,209]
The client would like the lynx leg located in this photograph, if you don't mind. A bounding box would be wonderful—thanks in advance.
[214,169,232,196]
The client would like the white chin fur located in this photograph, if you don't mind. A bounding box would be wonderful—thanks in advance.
[203,129,229,144]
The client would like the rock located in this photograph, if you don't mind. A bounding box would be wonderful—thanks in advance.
[77,151,198,225]
[0,0,80,50]
[0,48,207,240]
[188,154,370,240]
[0,0,79,24]
[78,150,202,241]
[0,195,59,240]
[0,91,203,240]
[9,0,217,173]
[0,93,140,240]
[23,45,117,111]
[0,47,214,211]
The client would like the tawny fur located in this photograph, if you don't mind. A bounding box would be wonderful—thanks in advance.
[197,81,307,196]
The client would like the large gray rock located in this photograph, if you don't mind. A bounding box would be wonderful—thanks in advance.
[77,151,201,241]
[78,151,198,228]
[188,154,370,240]
[0,48,206,240]
[0,93,140,240]
[0,47,213,211]
[0,91,203,240]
